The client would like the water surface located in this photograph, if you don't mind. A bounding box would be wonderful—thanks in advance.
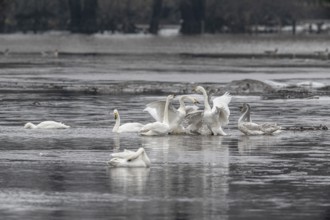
[0,34,330,220]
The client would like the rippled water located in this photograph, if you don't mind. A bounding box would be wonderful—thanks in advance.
[0,34,330,220]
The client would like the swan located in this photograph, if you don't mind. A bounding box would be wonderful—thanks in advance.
[185,110,212,135]
[107,147,151,168]
[24,121,70,129]
[112,109,143,133]
[140,94,174,136]
[144,95,199,134]
[194,86,231,135]
[238,103,281,135]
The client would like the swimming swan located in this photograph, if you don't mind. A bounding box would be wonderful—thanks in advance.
[144,95,199,134]
[194,86,231,135]
[107,147,151,167]
[238,103,281,135]
[112,109,144,133]
[24,121,70,129]
[140,94,174,136]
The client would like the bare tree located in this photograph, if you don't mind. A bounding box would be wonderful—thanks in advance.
[149,0,163,34]
[180,0,205,34]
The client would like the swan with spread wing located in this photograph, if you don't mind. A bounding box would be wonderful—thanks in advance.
[140,94,174,136]
[238,103,281,135]
[193,86,231,135]
[143,95,199,134]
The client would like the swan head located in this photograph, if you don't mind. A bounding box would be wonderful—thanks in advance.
[107,158,127,167]
[192,98,199,104]
[24,122,36,129]
[193,86,205,93]
[239,103,250,113]
[167,94,175,100]
[107,148,150,167]
[113,109,119,120]
[180,96,199,104]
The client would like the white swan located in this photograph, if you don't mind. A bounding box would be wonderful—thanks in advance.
[194,86,231,135]
[112,109,143,133]
[144,95,199,134]
[238,103,281,135]
[140,94,174,136]
[24,121,70,129]
[107,147,151,168]
[185,110,212,135]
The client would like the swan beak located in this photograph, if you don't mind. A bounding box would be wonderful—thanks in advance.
[193,99,200,104]
[114,113,118,120]
[239,106,243,112]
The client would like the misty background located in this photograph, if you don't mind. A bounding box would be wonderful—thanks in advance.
[0,0,330,35]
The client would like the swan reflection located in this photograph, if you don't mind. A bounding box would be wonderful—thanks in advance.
[106,167,150,195]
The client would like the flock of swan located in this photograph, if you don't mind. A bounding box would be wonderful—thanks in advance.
[107,85,282,167]
[111,86,280,137]
[23,85,282,167]
[22,85,283,167]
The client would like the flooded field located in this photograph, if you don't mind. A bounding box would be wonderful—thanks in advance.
[0,33,330,219]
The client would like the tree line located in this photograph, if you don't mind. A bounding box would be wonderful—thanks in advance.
[0,0,329,34]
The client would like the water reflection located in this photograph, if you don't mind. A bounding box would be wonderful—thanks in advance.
[106,167,150,195]
[105,134,231,219]
[1,80,330,219]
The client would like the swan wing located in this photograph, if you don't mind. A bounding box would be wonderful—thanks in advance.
[37,121,70,129]
[212,92,232,106]
[185,110,203,128]
[126,148,145,161]
[111,149,135,158]
[144,101,178,123]
[238,122,264,135]
[212,92,231,126]
[144,100,166,122]
[260,123,281,134]
[242,122,261,130]
[213,105,230,126]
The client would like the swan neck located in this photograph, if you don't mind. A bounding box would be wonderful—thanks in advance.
[139,148,151,166]
[178,96,186,111]
[201,88,211,110]
[238,106,251,123]
[163,96,171,125]
[143,152,151,166]
[25,122,37,129]
[113,114,120,132]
